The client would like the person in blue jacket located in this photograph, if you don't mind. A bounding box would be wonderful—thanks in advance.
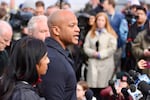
[40,9,80,100]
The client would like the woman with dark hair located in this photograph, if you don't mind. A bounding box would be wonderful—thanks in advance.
[0,36,50,100]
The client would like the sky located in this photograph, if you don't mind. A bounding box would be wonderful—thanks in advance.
[2,0,89,11]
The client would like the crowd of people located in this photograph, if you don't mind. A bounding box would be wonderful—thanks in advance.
[0,0,150,100]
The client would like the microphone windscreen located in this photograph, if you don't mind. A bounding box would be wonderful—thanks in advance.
[129,84,136,92]
[138,81,150,95]
[121,88,129,97]
[128,70,138,80]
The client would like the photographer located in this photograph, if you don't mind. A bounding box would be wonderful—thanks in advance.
[9,0,35,40]
[132,24,150,76]
[126,5,149,71]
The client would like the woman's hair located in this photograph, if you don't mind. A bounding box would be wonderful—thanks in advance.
[77,80,89,91]
[0,36,47,100]
[90,12,118,38]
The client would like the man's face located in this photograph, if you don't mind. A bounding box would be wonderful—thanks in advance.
[46,7,59,16]
[0,31,12,51]
[58,13,80,46]
[102,0,109,11]
[35,6,45,16]
[0,2,8,11]
[22,8,35,14]
[76,84,86,100]
[32,22,49,41]
[136,10,147,24]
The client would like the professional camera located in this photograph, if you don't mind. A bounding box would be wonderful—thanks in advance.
[124,9,138,25]
[9,11,33,32]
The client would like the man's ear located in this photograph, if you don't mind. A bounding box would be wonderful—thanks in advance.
[51,26,60,36]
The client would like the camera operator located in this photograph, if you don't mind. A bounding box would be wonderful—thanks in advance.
[9,0,35,41]
[20,0,35,15]
[126,5,149,72]
[123,5,138,26]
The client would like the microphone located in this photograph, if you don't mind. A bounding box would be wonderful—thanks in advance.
[121,88,130,100]
[128,70,139,81]
[127,84,143,100]
[138,81,150,95]
[128,70,150,85]
[124,72,135,85]
[109,80,118,98]
[124,70,150,99]
[95,40,99,51]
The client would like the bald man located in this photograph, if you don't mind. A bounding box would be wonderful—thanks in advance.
[0,20,13,76]
[41,10,80,100]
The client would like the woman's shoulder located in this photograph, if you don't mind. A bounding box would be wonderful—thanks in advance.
[11,82,44,100]
[103,30,115,38]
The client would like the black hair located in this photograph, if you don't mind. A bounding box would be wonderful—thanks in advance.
[36,0,45,8]
[136,5,147,14]
[0,36,47,100]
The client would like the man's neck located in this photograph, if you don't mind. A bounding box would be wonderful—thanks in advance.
[108,7,115,15]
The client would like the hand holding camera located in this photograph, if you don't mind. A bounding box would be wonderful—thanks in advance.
[145,61,150,68]
[138,59,148,69]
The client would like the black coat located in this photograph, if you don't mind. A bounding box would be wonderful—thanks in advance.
[41,37,77,100]
[128,19,149,41]
[0,50,8,76]
[10,82,45,100]
[125,19,149,71]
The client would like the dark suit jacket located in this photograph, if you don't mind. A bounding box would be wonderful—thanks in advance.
[41,37,77,100]
[0,50,8,76]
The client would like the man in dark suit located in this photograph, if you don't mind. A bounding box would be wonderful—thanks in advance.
[41,9,80,100]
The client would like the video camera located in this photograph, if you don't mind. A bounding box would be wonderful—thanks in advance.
[9,11,33,32]
[124,9,138,25]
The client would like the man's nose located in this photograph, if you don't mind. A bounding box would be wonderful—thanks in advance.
[6,41,10,46]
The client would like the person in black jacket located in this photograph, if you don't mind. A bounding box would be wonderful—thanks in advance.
[126,5,149,71]
[40,9,80,100]
[0,37,50,100]
[0,20,13,76]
